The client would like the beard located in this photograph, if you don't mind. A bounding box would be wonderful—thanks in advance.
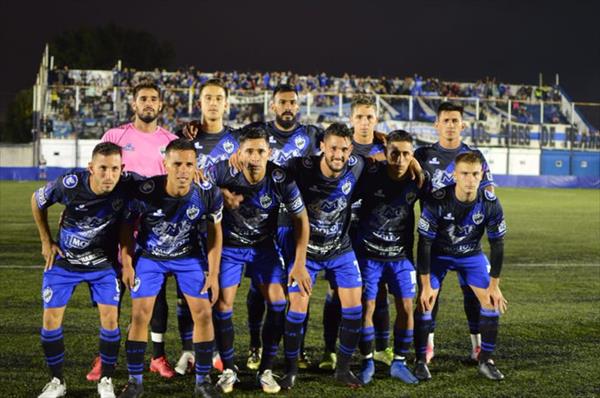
[275,112,297,130]
[137,110,158,124]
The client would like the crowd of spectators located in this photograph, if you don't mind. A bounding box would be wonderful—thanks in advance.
[43,65,569,137]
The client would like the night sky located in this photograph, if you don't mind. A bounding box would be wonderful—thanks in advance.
[1,0,599,118]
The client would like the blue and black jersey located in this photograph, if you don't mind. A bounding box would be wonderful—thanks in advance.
[351,139,385,158]
[417,186,506,257]
[261,121,322,166]
[127,175,223,259]
[205,160,304,247]
[414,142,493,192]
[192,126,240,169]
[287,154,366,261]
[34,170,139,271]
[353,162,428,261]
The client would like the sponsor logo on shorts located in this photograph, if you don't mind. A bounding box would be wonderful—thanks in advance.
[132,277,141,293]
[43,287,53,303]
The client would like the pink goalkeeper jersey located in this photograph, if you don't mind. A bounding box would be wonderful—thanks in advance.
[101,123,178,177]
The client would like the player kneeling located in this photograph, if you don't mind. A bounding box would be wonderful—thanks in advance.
[414,152,508,381]
[33,143,133,398]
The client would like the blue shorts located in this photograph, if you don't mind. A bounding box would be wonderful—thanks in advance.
[430,253,491,290]
[42,266,120,309]
[276,226,295,268]
[221,245,285,289]
[131,256,208,299]
[288,250,362,294]
[359,258,416,300]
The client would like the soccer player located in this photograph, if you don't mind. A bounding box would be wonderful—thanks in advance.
[319,95,392,371]
[86,81,179,381]
[118,139,223,398]
[352,130,424,385]
[204,125,310,394]
[413,152,507,381]
[414,102,495,363]
[33,142,132,398]
[280,122,366,390]
[174,78,238,375]
[220,84,321,371]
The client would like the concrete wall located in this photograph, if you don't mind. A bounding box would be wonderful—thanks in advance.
[0,143,34,167]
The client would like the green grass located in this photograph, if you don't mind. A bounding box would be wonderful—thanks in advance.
[1,182,599,397]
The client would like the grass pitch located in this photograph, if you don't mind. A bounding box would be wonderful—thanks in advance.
[0,181,599,397]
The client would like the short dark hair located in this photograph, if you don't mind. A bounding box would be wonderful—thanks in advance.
[238,124,269,145]
[323,122,353,140]
[386,130,413,145]
[351,95,376,114]
[455,151,482,166]
[133,81,162,100]
[165,138,196,155]
[437,102,463,116]
[92,142,122,158]
[199,78,229,98]
[273,83,298,98]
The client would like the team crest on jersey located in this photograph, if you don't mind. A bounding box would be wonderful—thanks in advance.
[223,140,235,154]
[112,198,124,211]
[348,155,358,167]
[260,193,273,208]
[472,212,484,225]
[187,205,200,220]
[63,174,78,189]
[140,180,155,194]
[132,277,141,293]
[341,179,352,195]
[432,189,446,199]
[484,190,497,201]
[294,135,306,150]
[159,146,167,157]
[406,192,417,204]
[302,157,313,168]
[42,287,53,303]
[271,168,285,182]
[199,180,213,190]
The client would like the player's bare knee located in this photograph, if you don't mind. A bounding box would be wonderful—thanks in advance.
[98,306,118,329]
[42,309,63,330]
